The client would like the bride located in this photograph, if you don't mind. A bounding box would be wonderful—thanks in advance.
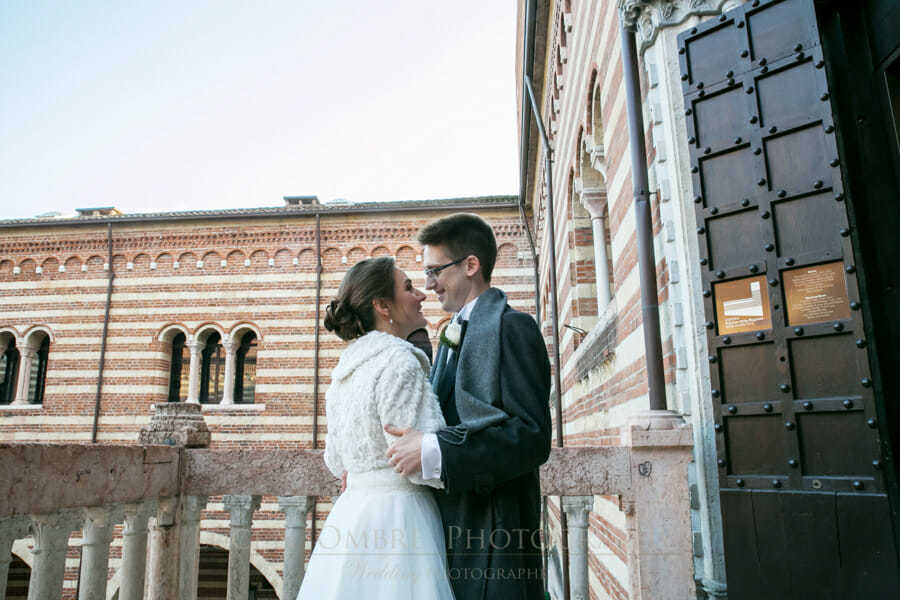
[296,257,455,600]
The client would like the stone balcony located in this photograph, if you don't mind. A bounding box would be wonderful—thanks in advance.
[0,405,695,600]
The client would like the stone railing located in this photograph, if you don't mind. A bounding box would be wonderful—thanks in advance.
[0,406,694,600]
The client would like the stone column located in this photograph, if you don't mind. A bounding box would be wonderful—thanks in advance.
[0,517,27,600]
[186,339,203,404]
[220,338,236,405]
[582,190,611,313]
[137,403,211,600]
[622,411,695,600]
[13,344,37,405]
[78,507,115,600]
[591,215,611,308]
[0,534,11,600]
[138,403,210,599]
[223,495,261,600]
[562,496,593,600]
[27,514,72,600]
[178,496,207,600]
[119,503,152,600]
[145,497,180,600]
[278,496,313,600]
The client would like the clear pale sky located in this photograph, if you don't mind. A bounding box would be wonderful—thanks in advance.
[0,1,519,219]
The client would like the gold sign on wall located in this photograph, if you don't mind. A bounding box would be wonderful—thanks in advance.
[714,275,772,335]
[783,261,851,325]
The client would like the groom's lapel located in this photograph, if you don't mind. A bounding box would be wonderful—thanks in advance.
[435,350,459,412]
[430,342,449,390]
[455,288,506,408]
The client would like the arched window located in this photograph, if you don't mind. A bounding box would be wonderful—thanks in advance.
[167,332,189,403]
[234,331,258,404]
[0,337,19,405]
[200,332,224,404]
[28,335,50,404]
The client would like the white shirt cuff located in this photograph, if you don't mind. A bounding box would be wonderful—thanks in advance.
[420,432,442,480]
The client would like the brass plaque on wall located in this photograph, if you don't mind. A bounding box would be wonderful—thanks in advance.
[784,261,850,325]
[715,275,772,335]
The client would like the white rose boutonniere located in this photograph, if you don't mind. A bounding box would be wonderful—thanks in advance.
[440,321,463,350]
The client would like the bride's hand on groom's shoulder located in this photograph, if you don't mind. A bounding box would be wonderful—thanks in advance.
[384,425,424,476]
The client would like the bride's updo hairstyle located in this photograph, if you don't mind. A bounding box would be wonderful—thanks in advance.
[324,256,396,341]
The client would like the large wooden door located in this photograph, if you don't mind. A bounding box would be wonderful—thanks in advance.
[678,0,900,597]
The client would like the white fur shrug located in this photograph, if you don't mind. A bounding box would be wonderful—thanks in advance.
[323,330,445,488]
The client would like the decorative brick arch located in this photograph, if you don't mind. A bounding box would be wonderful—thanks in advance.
[585,68,600,137]
[84,254,106,273]
[23,325,54,345]
[347,247,367,265]
[229,322,263,344]
[157,323,191,343]
[201,251,222,269]
[176,252,197,270]
[0,327,19,348]
[18,258,36,274]
[297,248,316,271]
[40,257,60,276]
[585,66,607,176]
[497,242,519,266]
[64,256,84,272]
[249,249,269,268]
[194,323,226,343]
[396,245,417,269]
[321,248,342,269]
[133,253,152,271]
[222,249,244,270]
[154,252,174,271]
[273,248,293,268]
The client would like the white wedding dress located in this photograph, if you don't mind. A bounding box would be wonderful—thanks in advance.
[296,330,456,600]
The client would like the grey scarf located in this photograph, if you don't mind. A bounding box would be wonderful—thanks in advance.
[439,287,511,445]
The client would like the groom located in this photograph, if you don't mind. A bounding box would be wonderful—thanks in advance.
[386,213,551,600]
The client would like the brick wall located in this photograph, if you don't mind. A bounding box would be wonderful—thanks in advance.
[530,0,693,597]
[0,199,534,597]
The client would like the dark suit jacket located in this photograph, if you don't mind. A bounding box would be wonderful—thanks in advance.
[431,288,551,600]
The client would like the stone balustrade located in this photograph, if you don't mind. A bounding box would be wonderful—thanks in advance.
[0,410,694,599]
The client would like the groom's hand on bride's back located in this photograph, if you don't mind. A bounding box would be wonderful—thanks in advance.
[384,425,423,476]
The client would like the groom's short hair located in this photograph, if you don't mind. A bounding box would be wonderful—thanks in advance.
[418,213,497,283]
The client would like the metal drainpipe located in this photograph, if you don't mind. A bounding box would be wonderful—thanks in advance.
[518,17,543,327]
[311,212,323,548]
[518,200,542,325]
[620,22,667,411]
[524,73,571,600]
[313,212,322,450]
[516,2,552,592]
[91,223,114,443]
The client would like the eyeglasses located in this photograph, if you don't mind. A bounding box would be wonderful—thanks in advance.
[423,257,465,280]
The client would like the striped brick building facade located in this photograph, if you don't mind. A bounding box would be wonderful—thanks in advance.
[520,1,738,598]
[0,196,535,598]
